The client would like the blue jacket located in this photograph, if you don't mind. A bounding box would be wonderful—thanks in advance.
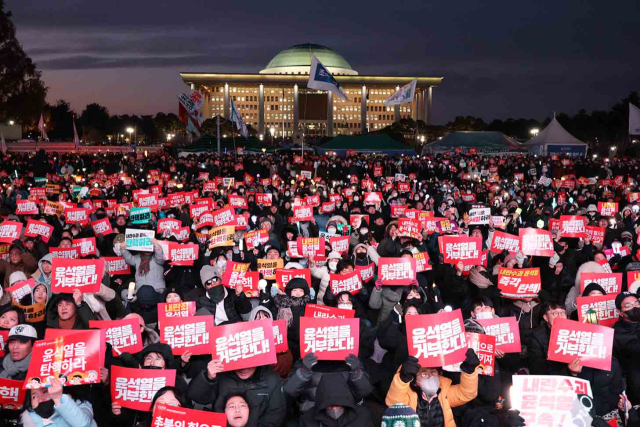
[23,395,97,427]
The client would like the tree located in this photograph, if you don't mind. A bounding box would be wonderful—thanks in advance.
[446,116,487,132]
[0,0,48,129]
[46,100,76,141]
[79,103,110,141]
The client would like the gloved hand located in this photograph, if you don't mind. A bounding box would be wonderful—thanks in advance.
[301,352,318,372]
[515,251,526,266]
[345,354,361,372]
[460,348,480,374]
[400,356,420,383]
[506,410,526,427]
[591,418,610,427]
[309,287,316,300]
[270,285,280,298]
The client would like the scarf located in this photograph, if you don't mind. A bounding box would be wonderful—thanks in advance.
[469,268,492,289]
[276,295,310,327]
[139,254,152,276]
[0,352,32,379]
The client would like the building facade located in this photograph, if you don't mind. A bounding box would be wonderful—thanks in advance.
[180,44,442,139]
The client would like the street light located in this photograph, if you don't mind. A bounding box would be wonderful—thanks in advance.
[610,146,617,152]
[8,120,14,126]
[269,127,275,145]
[530,128,540,137]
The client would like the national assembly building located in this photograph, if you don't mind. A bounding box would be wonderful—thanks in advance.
[180,44,442,140]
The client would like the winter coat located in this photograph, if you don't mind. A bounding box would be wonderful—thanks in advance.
[368,286,402,324]
[122,246,166,293]
[613,317,640,402]
[195,287,252,324]
[46,294,96,330]
[528,325,568,376]
[0,252,37,288]
[565,261,606,317]
[22,395,97,427]
[187,366,286,427]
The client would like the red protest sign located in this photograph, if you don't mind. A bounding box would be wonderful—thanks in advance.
[580,272,621,294]
[353,263,375,284]
[276,268,312,289]
[405,309,467,367]
[304,304,355,319]
[390,205,408,218]
[476,317,521,353]
[16,200,39,215]
[111,366,176,411]
[490,231,520,253]
[159,315,214,355]
[210,319,277,371]
[439,235,483,265]
[0,221,23,243]
[157,218,181,234]
[598,202,618,216]
[272,319,289,353]
[72,237,97,256]
[255,193,273,206]
[24,219,54,243]
[103,257,131,275]
[300,317,359,361]
[51,258,105,293]
[167,242,199,266]
[497,267,541,298]
[25,330,102,389]
[378,257,416,285]
[363,192,382,205]
[5,278,37,303]
[329,271,362,295]
[221,261,260,296]
[598,258,613,273]
[89,318,143,356]
[293,205,314,222]
[577,295,619,328]
[211,206,236,227]
[64,208,90,224]
[398,218,421,238]
[296,237,325,258]
[152,404,226,427]
[585,225,605,244]
[465,332,496,376]
[414,252,432,273]
[0,378,26,410]
[349,214,369,230]
[330,236,350,255]
[559,215,587,238]
[91,218,114,236]
[519,228,554,257]
[158,301,197,320]
[245,229,270,250]
[547,318,614,370]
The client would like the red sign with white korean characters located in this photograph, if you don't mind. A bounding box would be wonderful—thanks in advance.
[49,247,80,259]
[405,309,467,368]
[598,202,618,217]
[51,258,105,293]
[511,375,592,427]
[136,194,158,212]
[103,257,131,275]
[414,252,432,272]
[25,330,102,389]
[158,301,197,320]
[580,272,622,294]
[296,237,325,258]
[152,404,226,427]
[244,229,269,250]
[390,205,408,218]
[304,304,355,319]
[293,205,314,222]
[465,332,496,376]
[350,214,369,230]
[519,228,554,257]
[497,268,541,298]
[276,268,312,289]
[72,237,97,257]
[5,278,37,303]
[0,378,26,410]
[577,295,619,328]
[439,235,483,265]
[330,236,350,255]
[547,318,614,370]
[190,203,210,220]
[211,319,277,371]
[490,231,520,254]
[228,194,248,209]
[160,315,214,356]
[364,192,382,205]
[548,219,560,234]
[211,206,236,227]
[305,195,321,207]
[24,219,54,243]
[221,261,258,292]
[585,225,605,244]
[460,192,476,202]
[559,215,587,238]
[476,316,521,353]
[64,208,90,224]
[0,221,22,243]
[272,319,289,353]
[354,263,375,283]
[89,318,143,356]
[91,218,114,236]
[398,218,421,238]
[597,258,613,273]
[167,242,199,266]
[300,317,359,361]
[16,200,39,215]
[111,366,176,411]
[255,193,273,206]
[378,257,416,285]
[157,218,181,234]
[329,271,362,295]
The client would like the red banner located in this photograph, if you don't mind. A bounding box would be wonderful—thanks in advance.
[64,208,90,224]
[0,221,23,243]
[300,317,359,360]
[377,257,416,285]
[405,309,467,367]
[547,318,613,370]
[296,237,325,258]
[245,229,270,250]
[598,202,618,217]
[221,261,259,295]
[580,272,621,294]
[103,257,131,275]
[304,304,355,319]
[158,301,197,320]
[439,235,483,265]
[72,237,97,256]
[16,200,39,215]
[329,236,350,255]
[477,317,521,353]
[577,294,619,328]
[0,378,26,410]
[276,268,312,289]
[490,231,520,253]
[497,267,541,298]
[465,332,496,376]
[89,318,143,356]
[210,319,277,371]
[293,205,314,222]
[111,366,176,411]
[159,315,214,355]
[585,225,605,244]
[91,218,114,236]
[519,228,554,257]
[559,215,587,238]
[329,271,362,295]
[24,219,54,243]
[51,258,105,293]
[272,319,289,354]
[167,242,199,266]
[152,404,226,427]
[398,218,421,238]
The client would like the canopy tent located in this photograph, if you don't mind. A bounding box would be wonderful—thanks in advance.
[525,117,587,157]
[317,134,414,156]
[178,135,278,155]
[421,131,526,156]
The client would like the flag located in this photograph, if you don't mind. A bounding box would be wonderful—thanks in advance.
[630,102,640,135]
[38,114,49,142]
[384,79,417,106]
[307,56,348,101]
[0,133,6,155]
[230,97,248,139]
[72,115,80,149]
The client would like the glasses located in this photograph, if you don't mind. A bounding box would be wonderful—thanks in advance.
[417,370,438,378]
[226,403,249,411]
[547,310,567,318]
[205,277,220,287]
[622,301,640,310]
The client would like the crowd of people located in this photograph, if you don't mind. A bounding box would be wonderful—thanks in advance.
[0,148,639,427]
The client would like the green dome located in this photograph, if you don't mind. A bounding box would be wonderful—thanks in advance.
[260,44,357,75]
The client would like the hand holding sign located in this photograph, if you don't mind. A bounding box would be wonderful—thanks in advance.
[207,359,224,380]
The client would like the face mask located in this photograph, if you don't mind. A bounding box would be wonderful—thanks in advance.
[553,242,564,253]
[217,260,227,270]
[327,227,337,234]
[338,303,353,310]
[207,285,225,301]
[142,365,163,370]
[326,407,345,420]
[113,244,122,256]
[328,262,338,271]
[356,252,367,260]
[360,228,368,235]
[626,307,640,322]
[417,375,440,397]
[34,400,56,419]
[353,196,359,202]
[501,210,508,216]
[475,311,493,320]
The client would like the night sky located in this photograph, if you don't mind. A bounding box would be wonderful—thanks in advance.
[9,0,640,125]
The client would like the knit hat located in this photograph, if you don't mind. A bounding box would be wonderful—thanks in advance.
[381,404,420,427]
[285,277,310,296]
[327,251,342,261]
[582,282,606,297]
[8,271,27,286]
[587,204,598,213]
[200,265,221,286]
[616,292,638,311]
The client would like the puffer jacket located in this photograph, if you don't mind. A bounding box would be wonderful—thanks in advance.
[0,252,37,288]
[122,245,166,293]
[368,286,402,324]
[22,395,97,427]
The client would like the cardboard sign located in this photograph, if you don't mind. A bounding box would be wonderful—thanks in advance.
[547,318,614,370]
[111,366,176,411]
[24,219,54,243]
[211,206,236,227]
[159,315,214,355]
[304,304,355,319]
[72,237,97,256]
[158,302,197,320]
[51,258,105,293]
[378,257,416,285]
[439,235,483,265]
[490,231,519,253]
[103,257,131,275]
[293,205,314,222]
[465,332,496,376]
[125,228,155,252]
[167,242,199,266]
[477,316,521,353]
[296,237,325,258]
[511,375,593,427]
[272,319,289,353]
[585,225,605,244]
[398,218,421,238]
[0,221,22,243]
[559,215,587,238]
[25,330,102,389]
[300,317,359,360]
[577,294,619,328]
[329,236,350,255]
[0,378,27,410]
[405,310,467,367]
[257,258,283,280]
[519,228,554,257]
[152,404,226,427]
[468,207,490,225]
[89,318,143,356]
[275,268,312,289]
[64,208,90,224]
[414,252,432,273]
[329,271,362,295]
[221,261,260,297]
[210,319,277,371]
[497,267,541,298]
[245,229,270,250]
[16,200,39,215]
[598,202,618,217]
[580,272,621,294]
[91,218,113,236]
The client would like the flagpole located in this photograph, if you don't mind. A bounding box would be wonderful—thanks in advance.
[217,114,221,156]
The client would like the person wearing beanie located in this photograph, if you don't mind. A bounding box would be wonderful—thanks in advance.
[196,265,251,325]
[565,261,606,317]
[381,404,420,427]
[248,305,293,379]
[273,277,311,360]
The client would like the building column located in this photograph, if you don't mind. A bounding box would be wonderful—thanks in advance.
[293,84,300,140]
[361,85,367,134]
[425,87,433,125]
[259,84,265,135]
[394,86,400,122]
[416,91,422,123]
[224,83,230,119]
[327,91,333,137]
[203,91,212,120]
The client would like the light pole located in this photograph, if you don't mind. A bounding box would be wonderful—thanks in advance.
[530,128,540,137]
[126,127,134,144]
[8,120,14,126]
[269,127,275,146]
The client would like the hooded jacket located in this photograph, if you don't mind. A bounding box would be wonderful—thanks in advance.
[0,251,37,288]
[565,261,606,317]
[248,305,294,379]
[122,245,166,293]
[22,395,98,427]
[35,253,54,288]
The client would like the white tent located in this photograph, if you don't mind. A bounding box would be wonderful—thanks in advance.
[526,117,587,157]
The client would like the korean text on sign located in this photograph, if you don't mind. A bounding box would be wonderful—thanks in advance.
[211,320,276,371]
[547,318,614,370]
[300,317,359,361]
[112,366,176,411]
[405,309,467,367]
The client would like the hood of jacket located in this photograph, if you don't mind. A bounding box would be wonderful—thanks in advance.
[37,253,54,282]
[248,305,272,321]
[314,372,356,412]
